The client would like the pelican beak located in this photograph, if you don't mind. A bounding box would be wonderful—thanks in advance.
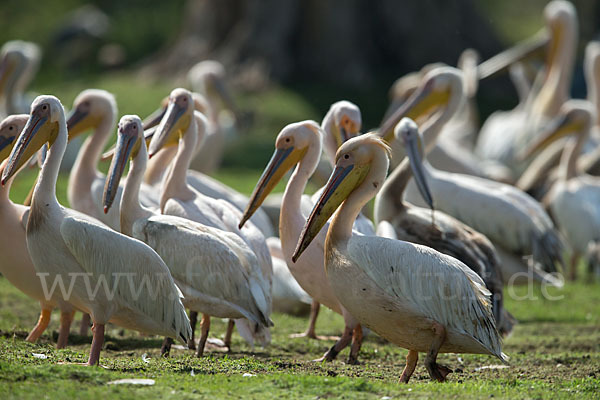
[379,85,450,143]
[102,127,155,161]
[402,124,434,210]
[334,119,359,149]
[212,76,239,115]
[148,100,190,158]
[103,125,141,213]
[477,32,548,79]
[1,107,57,185]
[0,135,16,162]
[292,161,370,263]
[142,104,167,130]
[519,114,579,160]
[239,145,307,229]
[66,106,98,141]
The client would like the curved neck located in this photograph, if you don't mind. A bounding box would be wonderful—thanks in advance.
[422,98,461,153]
[560,127,589,181]
[121,142,153,236]
[374,158,411,221]
[321,113,337,167]
[0,173,14,204]
[585,61,600,125]
[32,118,67,208]
[330,154,388,244]
[280,139,322,237]
[160,122,196,211]
[144,145,176,186]
[69,116,114,195]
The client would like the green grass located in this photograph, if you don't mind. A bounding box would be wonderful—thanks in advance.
[0,276,599,399]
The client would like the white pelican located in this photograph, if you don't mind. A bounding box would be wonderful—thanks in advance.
[1,95,191,365]
[375,118,514,335]
[148,88,273,348]
[67,89,159,231]
[187,60,238,174]
[521,100,600,280]
[0,41,41,117]
[475,0,578,174]
[292,133,507,383]
[103,114,272,356]
[239,121,365,363]
[381,67,565,285]
[0,114,76,347]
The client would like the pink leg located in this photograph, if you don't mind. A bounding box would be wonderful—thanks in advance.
[290,300,320,339]
[196,314,211,358]
[347,324,363,365]
[223,319,234,351]
[56,310,74,349]
[399,350,419,383]
[424,322,452,382]
[79,313,91,336]
[87,323,105,366]
[26,308,52,343]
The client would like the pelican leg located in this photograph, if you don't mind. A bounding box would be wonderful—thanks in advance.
[26,308,52,343]
[196,314,211,357]
[223,319,234,351]
[399,350,419,383]
[161,337,173,357]
[347,324,363,365]
[424,322,452,382]
[187,311,198,350]
[56,310,75,349]
[569,252,579,281]
[79,313,91,336]
[87,323,105,366]
[313,324,353,362]
[290,300,320,339]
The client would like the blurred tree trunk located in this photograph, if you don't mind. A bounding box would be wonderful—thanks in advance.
[144,0,503,88]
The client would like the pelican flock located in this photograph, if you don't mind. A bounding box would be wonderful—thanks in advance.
[1,0,598,386]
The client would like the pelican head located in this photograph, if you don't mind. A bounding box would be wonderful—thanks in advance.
[239,121,322,229]
[0,41,40,101]
[0,114,28,163]
[1,96,63,185]
[292,134,390,262]
[379,67,463,143]
[521,100,595,160]
[394,118,434,210]
[188,60,237,113]
[66,89,117,140]
[103,115,143,212]
[323,101,361,164]
[545,1,577,63]
[147,88,194,158]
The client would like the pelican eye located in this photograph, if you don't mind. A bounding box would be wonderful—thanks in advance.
[285,138,291,143]
[344,154,350,160]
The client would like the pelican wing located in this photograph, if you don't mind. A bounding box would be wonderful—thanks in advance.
[347,235,506,360]
[133,214,272,327]
[59,215,191,341]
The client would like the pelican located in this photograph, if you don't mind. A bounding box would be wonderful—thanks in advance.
[66,89,159,231]
[475,0,578,174]
[148,88,273,348]
[0,41,41,117]
[1,95,191,366]
[240,121,366,363]
[103,114,272,356]
[187,60,239,174]
[381,67,565,285]
[0,114,76,347]
[521,100,600,280]
[292,133,507,383]
[375,118,514,335]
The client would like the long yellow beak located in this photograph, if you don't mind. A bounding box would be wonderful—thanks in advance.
[1,109,57,185]
[0,134,17,162]
[66,107,97,141]
[519,114,579,160]
[239,145,306,229]
[142,105,167,130]
[103,125,140,213]
[379,86,450,143]
[292,162,370,263]
[147,101,190,158]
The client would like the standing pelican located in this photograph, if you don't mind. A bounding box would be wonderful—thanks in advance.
[0,114,75,347]
[240,121,365,363]
[381,67,564,285]
[67,89,159,231]
[1,95,191,366]
[375,119,514,335]
[521,101,600,280]
[103,115,272,356]
[292,133,507,383]
[148,88,272,348]
[476,0,578,173]
[0,41,41,117]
